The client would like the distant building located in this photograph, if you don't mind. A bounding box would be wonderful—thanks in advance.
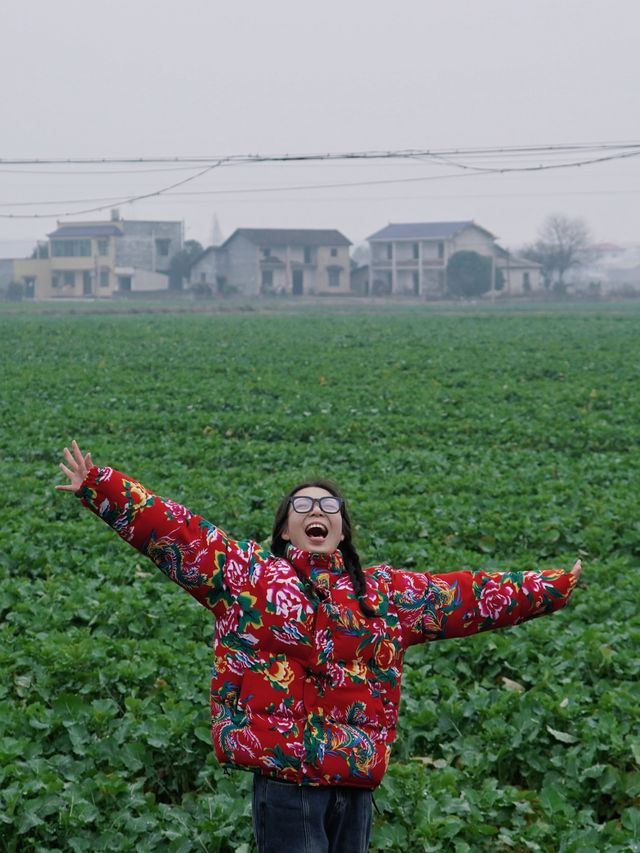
[494,245,543,295]
[569,243,640,294]
[11,211,183,298]
[190,228,352,296]
[189,245,224,294]
[210,214,225,247]
[367,220,542,297]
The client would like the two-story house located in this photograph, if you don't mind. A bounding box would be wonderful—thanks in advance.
[367,221,541,297]
[13,212,183,298]
[190,228,352,296]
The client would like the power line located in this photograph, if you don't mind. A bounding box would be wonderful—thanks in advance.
[0,170,472,208]
[2,140,640,166]
[0,143,639,219]
[0,160,225,219]
[0,165,203,176]
[1,144,639,174]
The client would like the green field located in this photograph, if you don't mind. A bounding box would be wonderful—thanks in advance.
[2,304,639,852]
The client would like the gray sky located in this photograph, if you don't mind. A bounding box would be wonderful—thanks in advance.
[1,0,639,255]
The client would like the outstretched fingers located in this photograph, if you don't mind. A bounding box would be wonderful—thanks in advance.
[71,439,85,467]
[56,440,93,492]
[59,462,75,479]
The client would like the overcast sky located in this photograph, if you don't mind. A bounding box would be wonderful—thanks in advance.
[1,0,639,256]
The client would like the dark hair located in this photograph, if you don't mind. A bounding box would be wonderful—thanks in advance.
[271,480,375,618]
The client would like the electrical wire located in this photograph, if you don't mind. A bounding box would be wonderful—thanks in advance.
[0,160,226,219]
[1,140,639,166]
[0,142,639,219]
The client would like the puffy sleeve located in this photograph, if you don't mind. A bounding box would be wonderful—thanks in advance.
[391,565,577,649]
[76,465,260,616]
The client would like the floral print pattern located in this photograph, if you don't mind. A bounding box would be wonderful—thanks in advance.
[78,467,577,789]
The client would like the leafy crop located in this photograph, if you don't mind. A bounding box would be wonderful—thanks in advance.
[1,304,639,851]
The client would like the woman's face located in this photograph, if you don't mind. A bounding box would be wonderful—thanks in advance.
[280,486,345,554]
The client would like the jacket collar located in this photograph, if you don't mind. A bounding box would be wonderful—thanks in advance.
[285,544,344,583]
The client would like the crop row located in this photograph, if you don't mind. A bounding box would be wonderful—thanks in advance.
[1,307,639,851]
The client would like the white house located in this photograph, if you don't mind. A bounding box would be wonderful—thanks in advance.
[367,220,542,297]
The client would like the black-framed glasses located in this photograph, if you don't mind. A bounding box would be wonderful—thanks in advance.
[289,496,343,514]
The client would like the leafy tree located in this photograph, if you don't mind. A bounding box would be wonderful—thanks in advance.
[169,239,204,290]
[521,214,590,289]
[6,280,24,301]
[446,251,500,297]
[351,242,370,267]
[30,242,48,259]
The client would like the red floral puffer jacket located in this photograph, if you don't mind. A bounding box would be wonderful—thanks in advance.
[77,466,577,789]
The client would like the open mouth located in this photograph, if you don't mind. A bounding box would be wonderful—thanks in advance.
[305,522,328,541]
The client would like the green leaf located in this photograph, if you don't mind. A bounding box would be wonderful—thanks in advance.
[546,726,577,744]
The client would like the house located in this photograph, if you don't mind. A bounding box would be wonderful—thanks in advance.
[11,211,183,298]
[190,228,352,296]
[367,220,542,297]
[189,245,224,293]
[494,245,543,295]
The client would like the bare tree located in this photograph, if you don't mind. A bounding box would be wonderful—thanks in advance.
[521,214,590,289]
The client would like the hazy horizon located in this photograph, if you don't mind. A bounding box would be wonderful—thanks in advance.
[2,0,639,256]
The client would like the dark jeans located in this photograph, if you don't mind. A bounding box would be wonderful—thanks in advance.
[252,774,373,853]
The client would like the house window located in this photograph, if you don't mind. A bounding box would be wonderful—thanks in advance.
[412,243,419,260]
[304,246,312,264]
[52,274,60,288]
[330,247,338,257]
[261,248,271,258]
[386,244,392,260]
[155,238,170,256]
[51,239,91,257]
[328,269,340,288]
[97,239,109,256]
[64,272,75,286]
[438,242,444,260]
[99,270,109,288]
[200,272,206,283]
[523,272,531,291]
[262,270,274,288]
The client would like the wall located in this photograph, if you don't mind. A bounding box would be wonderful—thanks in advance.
[13,259,52,297]
[131,268,170,291]
[116,221,182,272]
[224,235,260,294]
[190,250,220,289]
[316,245,350,293]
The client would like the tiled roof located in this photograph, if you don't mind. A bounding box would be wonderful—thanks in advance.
[368,221,494,241]
[225,228,351,247]
[191,246,216,265]
[48,224,123,238]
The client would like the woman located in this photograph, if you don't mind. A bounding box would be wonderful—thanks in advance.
[58,441,582,853]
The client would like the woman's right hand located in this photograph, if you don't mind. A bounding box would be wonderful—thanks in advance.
[56,440,93,493]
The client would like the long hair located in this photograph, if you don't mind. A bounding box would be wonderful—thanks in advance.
[271,480,375,618]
